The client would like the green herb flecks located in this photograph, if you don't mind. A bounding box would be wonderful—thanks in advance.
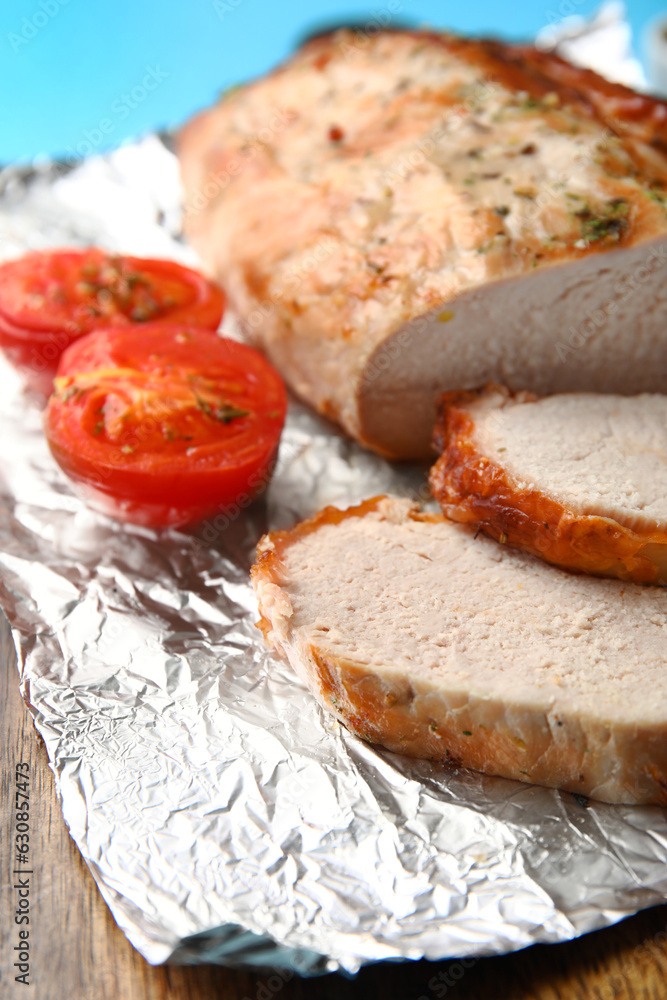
[195,395,250,424]
[520,97,540,110]
[576,198,629,244]
[59,384,84,403]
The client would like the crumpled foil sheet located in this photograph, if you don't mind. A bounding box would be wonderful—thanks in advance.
[3,129,667,976]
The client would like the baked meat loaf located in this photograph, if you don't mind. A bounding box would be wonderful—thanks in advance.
[252,496,667,805]
[430,385,667,584]
[179,30,667,459]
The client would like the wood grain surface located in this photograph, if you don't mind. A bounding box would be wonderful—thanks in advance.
[2,648,667,1000]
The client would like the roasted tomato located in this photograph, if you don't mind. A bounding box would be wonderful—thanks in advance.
[44,325,287,528]
[0,248,225,395]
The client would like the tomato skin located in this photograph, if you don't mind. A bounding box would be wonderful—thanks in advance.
[44,325,287,528]
[0,249,225,396]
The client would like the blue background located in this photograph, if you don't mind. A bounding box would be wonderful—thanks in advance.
[0,0,664,164]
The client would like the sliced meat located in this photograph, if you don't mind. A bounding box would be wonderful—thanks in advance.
[430,385,667,584]
[252,495,667,805]
[179,29,667,458]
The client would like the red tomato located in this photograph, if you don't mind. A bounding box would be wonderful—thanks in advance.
[44,325,287,529]
[0,248,225,395]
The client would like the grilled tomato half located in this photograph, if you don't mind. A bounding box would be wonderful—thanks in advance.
[44,324,287,528]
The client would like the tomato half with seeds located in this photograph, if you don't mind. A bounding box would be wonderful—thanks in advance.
[0,248,225,395]
[44,325,287,528]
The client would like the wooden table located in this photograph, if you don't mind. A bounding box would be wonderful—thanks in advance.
[3,650,667,1000]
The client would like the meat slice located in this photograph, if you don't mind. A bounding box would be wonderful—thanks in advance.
[179,29,667,459]
[251,496,667,804]
[430,386,667,584]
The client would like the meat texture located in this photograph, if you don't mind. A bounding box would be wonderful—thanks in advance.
[430,385,667,583]
[252,496,667,805]
[179,30,667,458]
